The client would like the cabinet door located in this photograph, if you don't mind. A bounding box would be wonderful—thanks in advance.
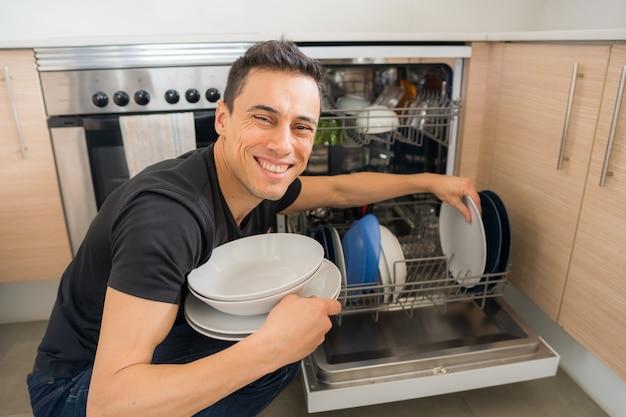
[489,44,610,320]
[559,45,626,380]
[0,50,71,281]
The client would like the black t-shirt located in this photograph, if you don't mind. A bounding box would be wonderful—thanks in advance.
[34,145,302,378]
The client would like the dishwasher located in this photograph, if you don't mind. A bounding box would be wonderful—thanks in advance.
[278,45,560,412]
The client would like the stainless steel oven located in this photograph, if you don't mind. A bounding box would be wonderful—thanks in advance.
[36,43,559,413]
[36,44,251,253]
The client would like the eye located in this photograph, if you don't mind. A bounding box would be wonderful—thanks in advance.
[253,115,273,125]
[294,124,314,132]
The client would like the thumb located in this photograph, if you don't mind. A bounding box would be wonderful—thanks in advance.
[322,298,342,316]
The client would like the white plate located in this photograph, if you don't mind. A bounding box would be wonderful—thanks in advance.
[188,233,323,301]
[189,268,316,316]
[330,227,348,305]
[438,195,486,288]
[185,314,248,341]
[185,259,342,334]
[378,247,393,304]
[380,225,407,302]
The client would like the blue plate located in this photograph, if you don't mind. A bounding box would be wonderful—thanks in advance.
[323,226,337,265]
[483,190,511,276]
[342,214,381,287]
[471,190,511,293]
[480,191,503,275]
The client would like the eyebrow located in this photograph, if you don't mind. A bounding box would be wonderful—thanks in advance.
[247,104,318,125]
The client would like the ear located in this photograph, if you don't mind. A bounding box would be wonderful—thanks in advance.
[214,99,229,136]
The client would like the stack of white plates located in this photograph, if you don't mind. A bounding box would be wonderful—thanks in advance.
[186,233,342,341]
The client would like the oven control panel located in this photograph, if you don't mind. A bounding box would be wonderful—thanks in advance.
[40,66,230,116]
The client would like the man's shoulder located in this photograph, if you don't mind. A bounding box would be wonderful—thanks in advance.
[136,147,212,201]
[101,147,216,233]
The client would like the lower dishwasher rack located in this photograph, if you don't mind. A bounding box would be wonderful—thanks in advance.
[292,199,559,412]
[301,298,559,412]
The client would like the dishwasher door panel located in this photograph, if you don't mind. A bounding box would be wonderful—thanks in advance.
[301,299,559,413]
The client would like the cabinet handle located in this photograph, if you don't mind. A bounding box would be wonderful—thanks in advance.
[3,66,28,159]
[600,65,626,187]
[557,63,580,170]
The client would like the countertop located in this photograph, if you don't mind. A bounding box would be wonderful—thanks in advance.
[1,29,625,49]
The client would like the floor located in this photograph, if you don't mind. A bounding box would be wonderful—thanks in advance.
[0,321,609,417]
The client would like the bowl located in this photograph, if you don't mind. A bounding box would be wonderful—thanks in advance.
[187,233,323,301]
[356,105,400,134]
[189,259,337,316]
[336,94,370,114]
[184,259,342,333]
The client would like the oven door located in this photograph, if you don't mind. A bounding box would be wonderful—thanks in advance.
[49,110,217,254]
[301,298,559,412]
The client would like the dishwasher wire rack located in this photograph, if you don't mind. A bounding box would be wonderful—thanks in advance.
[288,198,511,324]
[317,97,460,148]
[335,242,510,325]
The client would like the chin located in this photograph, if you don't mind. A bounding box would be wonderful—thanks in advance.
[240,174,286,200]
[255,184,291,201]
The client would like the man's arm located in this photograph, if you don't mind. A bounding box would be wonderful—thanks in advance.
[281,173,480,222]
[87,288,340,417]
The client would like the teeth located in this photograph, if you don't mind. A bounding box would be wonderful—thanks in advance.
[259,159,289,173]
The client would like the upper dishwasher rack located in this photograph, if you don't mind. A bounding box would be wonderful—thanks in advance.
[317,93,461,148]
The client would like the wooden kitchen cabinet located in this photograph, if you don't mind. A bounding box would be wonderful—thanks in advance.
[0,50,71,281]
[488,44,611,320]
[558,44,626,380]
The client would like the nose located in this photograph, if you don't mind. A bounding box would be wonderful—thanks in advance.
[266,122,292,156]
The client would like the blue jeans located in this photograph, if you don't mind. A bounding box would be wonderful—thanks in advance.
[27,322,300,417]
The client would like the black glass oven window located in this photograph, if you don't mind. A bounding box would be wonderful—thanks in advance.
[50,111,218,209]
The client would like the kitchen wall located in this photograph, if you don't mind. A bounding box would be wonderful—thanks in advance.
[2,0,623,46]
[0,0,533,41]
[535,0,626,31]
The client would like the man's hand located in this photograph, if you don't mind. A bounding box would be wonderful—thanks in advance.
[428,174,480,223]
[252,294,341,366]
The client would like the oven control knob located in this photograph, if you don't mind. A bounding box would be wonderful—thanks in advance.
[134,90,150,105]
[205,87,221,103]
[185,88,200,103]
[164,89,180,104]
[91,91,109,107]
[113,91,129,106]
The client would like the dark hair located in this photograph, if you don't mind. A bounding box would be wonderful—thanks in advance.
[223,40,324,112]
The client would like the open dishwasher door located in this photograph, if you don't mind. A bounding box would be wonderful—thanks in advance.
[293,199,558,413]
[301,298,558,413]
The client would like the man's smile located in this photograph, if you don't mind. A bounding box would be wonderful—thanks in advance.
[254,156,295,175]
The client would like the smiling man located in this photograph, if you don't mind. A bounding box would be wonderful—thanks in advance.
[27,41,479,417]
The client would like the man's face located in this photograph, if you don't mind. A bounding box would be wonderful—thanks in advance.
[216,68,320,201]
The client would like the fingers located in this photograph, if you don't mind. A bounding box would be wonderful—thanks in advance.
[291,294,342,316]
[468,190,481,216]
[323,298,342,316]
[450,196,472,223]
[454,177,480,222]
